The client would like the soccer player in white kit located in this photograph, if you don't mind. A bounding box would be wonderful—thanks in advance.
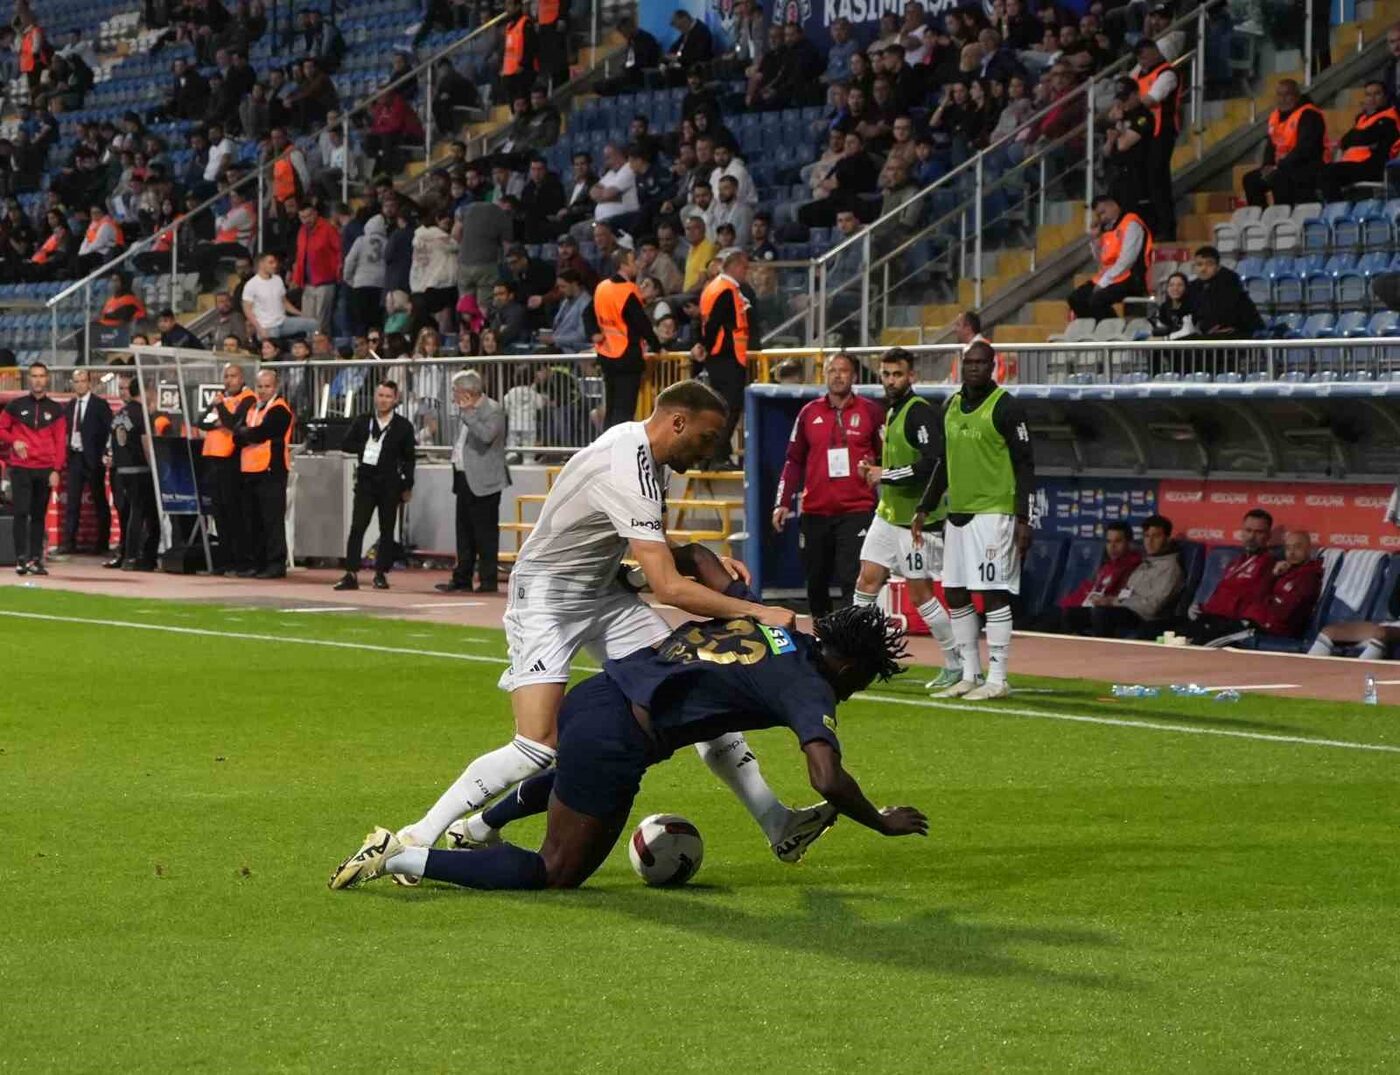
[388,381,838,866]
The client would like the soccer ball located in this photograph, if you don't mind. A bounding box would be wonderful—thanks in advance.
[628,813,704,887]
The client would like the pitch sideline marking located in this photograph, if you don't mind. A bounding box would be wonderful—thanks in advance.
[860,695,1400,755]
[1,609,1394,756]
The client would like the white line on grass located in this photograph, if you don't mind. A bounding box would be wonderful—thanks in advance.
[1199,683,1301,692]
[859,694,1400,754]
[281,606,360,613]
[409,601,485,608]
[2,609,1393,755]
[0,610,508,666]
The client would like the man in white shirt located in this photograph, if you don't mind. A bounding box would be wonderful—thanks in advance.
[590,142,638,224]
[76,205,119,274]
[709,175,753,244]
[204,122,236,186]
[240,253,321,339]
[708,143,758,208]
[364,381,839,875]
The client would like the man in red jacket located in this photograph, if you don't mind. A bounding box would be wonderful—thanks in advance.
[289,201,342,334]
[772,352,883,617]
[1185,515,1323,646]
[1052,521,1143,635]
[0,362,67,575]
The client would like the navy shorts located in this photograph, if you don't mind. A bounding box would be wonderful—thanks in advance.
[553,673,654,821]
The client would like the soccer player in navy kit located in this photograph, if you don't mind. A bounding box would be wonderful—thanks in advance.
[330,604,928,891]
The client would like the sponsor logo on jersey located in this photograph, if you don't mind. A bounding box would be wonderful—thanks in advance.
[630,517,663,531]
[760,624,796,655]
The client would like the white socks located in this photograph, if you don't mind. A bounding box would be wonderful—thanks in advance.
[695,733,790,844]
[1359,639,1387,661]
[463,813,496,843]
[950,605,982,681]
[385,846,428,878]
[401,735,556,846]
[1307,636,1334,656]
[985,605,1014,685]
[852,589,879,607]
[917,597,960,668]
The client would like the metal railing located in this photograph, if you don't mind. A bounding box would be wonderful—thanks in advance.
[764,0,1227,347]
[45,11,507,359]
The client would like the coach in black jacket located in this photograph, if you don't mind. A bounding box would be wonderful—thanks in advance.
[59,368,114,554]
[334,379,416,592]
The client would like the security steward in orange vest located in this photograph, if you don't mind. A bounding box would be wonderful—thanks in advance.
[233,368,294,579]
[536,0,568,88]
[694,247,752,467]
[1068,195,1154,322]
[1320,79,1400,201]
[98,273,147,327]
[196,363,257,574]
[1243,79,1328,208]
[1132,39,1179,239]
[584,246,661,429]
[500,0,538,107]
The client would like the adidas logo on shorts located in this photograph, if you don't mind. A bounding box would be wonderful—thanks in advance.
[529,660,546,673]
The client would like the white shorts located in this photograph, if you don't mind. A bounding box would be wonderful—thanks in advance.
[498,587,671,691]
[942,513,1022,593]
[858,514,942,580]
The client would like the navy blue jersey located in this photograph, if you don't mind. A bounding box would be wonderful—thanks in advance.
[603,616,841,759]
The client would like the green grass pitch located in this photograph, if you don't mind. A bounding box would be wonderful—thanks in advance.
[1,586,1397,1072]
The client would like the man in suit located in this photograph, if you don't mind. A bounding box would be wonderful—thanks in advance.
[436,370,508,594]
[334,380,417,592]
[59,368,114,555]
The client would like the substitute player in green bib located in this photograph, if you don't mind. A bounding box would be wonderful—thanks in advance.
[913,341,1035,700]
[851,348,962,686]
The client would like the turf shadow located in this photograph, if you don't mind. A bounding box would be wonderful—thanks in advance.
[578,886,1133,990]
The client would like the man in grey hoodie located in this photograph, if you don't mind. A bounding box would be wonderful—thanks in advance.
[1090,514,1185,637]
[343,213,387,335]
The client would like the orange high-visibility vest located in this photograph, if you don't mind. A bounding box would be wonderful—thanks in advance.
[202,387,256,458]
[273,154,300,203]
[85,217,124,248]
[215,205,247,243]
[31,230,63,264]
[240,397,294,474]
[537,0,561,25]
[18,27,42,73]
[98,293,146,327]
[1339,107,1400,163]
[151,215,183,254]
[1093,212,1153,287]
[502,15,530,75]
[1135,62,1180,137]
[592,278,641,358]
[700,274,750,367]
[1268,103,1330,162]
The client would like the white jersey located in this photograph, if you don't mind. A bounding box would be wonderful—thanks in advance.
[512,421,669,602]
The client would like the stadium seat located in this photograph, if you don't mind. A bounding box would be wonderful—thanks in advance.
[1015,535,1070,627]
[1214,206,1260,256]
[1335,310,1371,338]
[1301,202,1348,251]
[1191,545,1243,607]
[1049,318,1097,343]
[1054,539,1105,608]
[1242,204,1291,254]
[1250,549,1347,653]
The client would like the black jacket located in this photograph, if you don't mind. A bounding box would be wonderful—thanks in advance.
[1188,268,1262,338]
[342,412,416,488]
[160,324,205,351]
[64,392,113,469]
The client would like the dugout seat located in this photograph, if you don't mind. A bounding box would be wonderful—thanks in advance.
[1052,538,1105,609]
[1247,547,1345,653]
[1014,533,1070,628]
[1191,545,1243,607]
[1124,539,1206,639]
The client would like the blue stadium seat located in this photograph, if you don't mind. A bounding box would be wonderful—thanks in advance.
[1192,545,1243,606]
[1298,312,1337,338]
[1054,539,1105,607]
[1335,310,1371,337]
[1367,310,1400,336]
[1017,534,1070,625]
[1333,200,1380,250]
[1304,201,1349,250]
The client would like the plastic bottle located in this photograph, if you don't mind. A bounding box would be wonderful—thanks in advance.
[1213,690,1241,703]
[1363,676,1378,706]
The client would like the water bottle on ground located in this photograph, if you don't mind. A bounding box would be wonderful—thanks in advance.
[1363,677,1378,706]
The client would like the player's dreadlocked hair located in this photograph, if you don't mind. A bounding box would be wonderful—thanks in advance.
[814,604,909,683]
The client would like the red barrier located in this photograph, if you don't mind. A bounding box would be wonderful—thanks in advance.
[1158,480,1396,550]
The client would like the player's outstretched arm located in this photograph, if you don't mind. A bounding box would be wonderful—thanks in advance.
[671,542,750,594]
[802,741,928,837]
[630,539,795,629]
